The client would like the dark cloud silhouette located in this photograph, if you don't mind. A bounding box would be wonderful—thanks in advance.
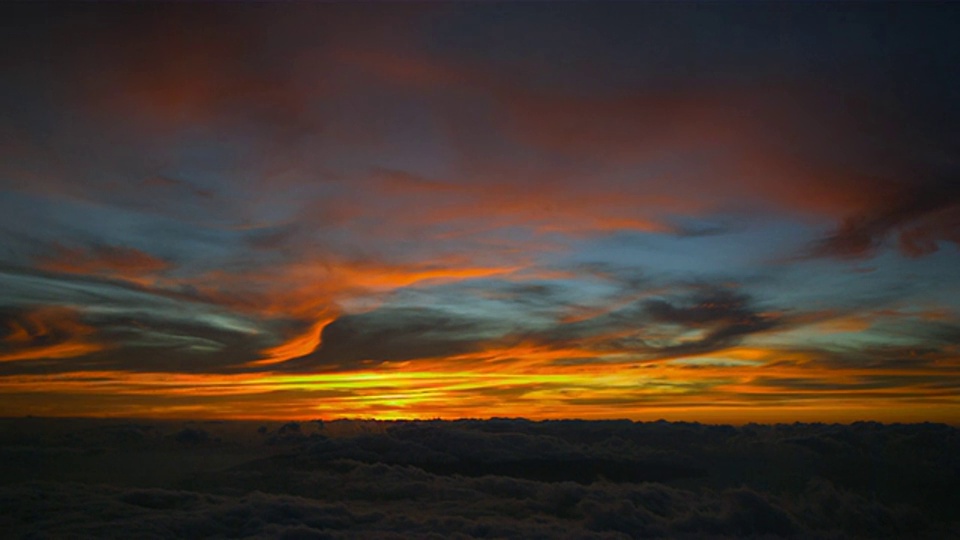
[1,418,958,539]
[810,179,960,260]
[0,266,286,373]
[521,284,781,362]
[641,288,780,357]
[298,307,495,370]
[0,305,102,362]
[142,176,214,200]
[287,284,781,371]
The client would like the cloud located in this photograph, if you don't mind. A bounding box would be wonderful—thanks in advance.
[2,419,956,538]
[0,306,103,362]
[0,3,958,421]
[5,4,957,255]
[808,179,960,260]
[141,176,213,199]
[3,3,957,253]
[280,280,782,374]
[0,267,272,372]
[1,264,956,419]
[36,243,171,282]
[640,288,780,357]
[511,284,782,363]
[292,308,497,371]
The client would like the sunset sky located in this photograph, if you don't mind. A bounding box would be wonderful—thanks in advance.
[1,3,959,423]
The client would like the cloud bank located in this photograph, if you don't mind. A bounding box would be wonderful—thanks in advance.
[1,418,957,539]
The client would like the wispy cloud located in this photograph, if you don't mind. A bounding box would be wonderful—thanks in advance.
[0,2,958,421]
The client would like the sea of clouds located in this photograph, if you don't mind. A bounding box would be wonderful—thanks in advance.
[1,418,957,539]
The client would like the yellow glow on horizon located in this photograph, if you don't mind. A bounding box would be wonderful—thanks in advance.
[1,347,958,423]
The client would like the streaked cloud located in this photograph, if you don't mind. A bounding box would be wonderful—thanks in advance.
[0,2,958,422]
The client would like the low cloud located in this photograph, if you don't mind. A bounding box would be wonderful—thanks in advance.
[1,419,956,538]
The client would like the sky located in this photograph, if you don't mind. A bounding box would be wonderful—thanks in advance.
[1,3,959,423]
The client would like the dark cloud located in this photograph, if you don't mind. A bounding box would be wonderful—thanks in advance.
[475,282,568,311]
[570,262,650,292]
[0,264,209,311]
[0,305,101,362]
[641,288,779,355]
[791,336,960,372]
[751,375,951,393]
[285,282,782,371]
[670,221,734,239]
[810,179,960,260]
[1,418,957,538]
[531,285,780,361]
[142,176,214,200]
[293,308,496,370]
[1,306,78,346]
[285,283,783,371]
[0,267,278,373]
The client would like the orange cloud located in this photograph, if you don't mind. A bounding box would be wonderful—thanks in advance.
[183,256,525,367]
[250,315,336,367]
[0,307,104,362]
[3,6,957,424]
[36,244,170,283]
[300,47,904,240]
[2,343,957,422]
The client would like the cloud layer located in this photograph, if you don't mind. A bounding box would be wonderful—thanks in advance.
[0,3,958,421]
[1,418,958,538]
